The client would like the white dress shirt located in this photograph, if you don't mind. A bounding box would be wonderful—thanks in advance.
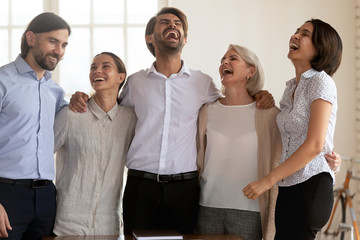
[120,61,221,174]
[276,69,337,186]
[53,98,136,235]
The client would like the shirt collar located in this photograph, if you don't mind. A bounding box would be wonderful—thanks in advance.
[146,60,191,78]
[286,68,318,87]
[88,97,118,121]
[301,68,317,79]
[14,54,52,81]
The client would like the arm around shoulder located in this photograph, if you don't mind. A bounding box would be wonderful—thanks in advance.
[254,90,275,109]
[54,106,71,153]
[69,91,89,113]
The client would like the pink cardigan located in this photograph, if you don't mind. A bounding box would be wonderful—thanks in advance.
[196,102,282,240]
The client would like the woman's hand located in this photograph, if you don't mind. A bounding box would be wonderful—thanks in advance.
[325,151,341,174]
[243,176,273,200]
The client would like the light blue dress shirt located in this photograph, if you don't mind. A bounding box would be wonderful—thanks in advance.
[0,55,67,180]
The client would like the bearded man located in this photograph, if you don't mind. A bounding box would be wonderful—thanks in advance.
[0,12,70,240]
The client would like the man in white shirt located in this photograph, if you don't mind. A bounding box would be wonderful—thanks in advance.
[70,7,274,235]
[120,7,220,235]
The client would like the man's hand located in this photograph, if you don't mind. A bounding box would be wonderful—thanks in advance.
[254,90,275,109]
[325,151,342,174]
[0,204,12,238]
[69,91,89,113]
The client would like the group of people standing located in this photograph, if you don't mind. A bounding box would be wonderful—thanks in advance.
[0,6,342,240]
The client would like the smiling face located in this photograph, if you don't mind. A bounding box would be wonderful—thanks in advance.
[219,48,254,89]
[146,13,187,56]
[89,54,125,93]
[27,29,69,71]
[288,22,317,68]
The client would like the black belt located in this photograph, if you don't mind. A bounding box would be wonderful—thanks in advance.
[128,169,198,183]
[0,177,52,188]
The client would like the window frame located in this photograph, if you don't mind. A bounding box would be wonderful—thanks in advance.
[1,0,167,97]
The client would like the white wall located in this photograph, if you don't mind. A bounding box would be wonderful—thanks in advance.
[169,0,357,169]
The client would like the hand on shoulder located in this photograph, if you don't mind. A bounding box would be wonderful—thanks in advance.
[69,91,89,113]
[255,90,275,109]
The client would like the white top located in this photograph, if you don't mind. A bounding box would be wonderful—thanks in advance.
[200,101,259,211]
[276,69,337,186]
[120,61,221,174]
[53,97,136,236]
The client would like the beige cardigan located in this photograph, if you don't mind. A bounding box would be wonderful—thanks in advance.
[196,102,282,240]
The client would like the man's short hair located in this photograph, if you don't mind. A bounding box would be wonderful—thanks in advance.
[21,12,71,58]
[145,7,188,57]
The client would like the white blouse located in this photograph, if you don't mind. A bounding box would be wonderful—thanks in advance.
[200,100,259,212]
[276,69,337,187]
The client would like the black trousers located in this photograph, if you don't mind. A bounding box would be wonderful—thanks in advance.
[123,173,200,235]
[274,172,334,240]
[0,181,56,240]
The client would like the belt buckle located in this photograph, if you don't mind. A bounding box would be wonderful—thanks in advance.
[31,180,45,188]
[156,174,168,183]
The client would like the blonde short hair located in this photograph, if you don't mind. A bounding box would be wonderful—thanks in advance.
[222,44,264,97]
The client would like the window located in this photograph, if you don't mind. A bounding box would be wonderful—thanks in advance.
[0,0,166,99]
[0,0,43,65]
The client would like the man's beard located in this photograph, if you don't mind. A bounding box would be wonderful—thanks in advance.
[31,43,60,71]
[34,53,59,71]
[153,31,184,56]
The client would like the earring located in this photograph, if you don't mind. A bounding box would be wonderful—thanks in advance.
[246,76,250,80]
